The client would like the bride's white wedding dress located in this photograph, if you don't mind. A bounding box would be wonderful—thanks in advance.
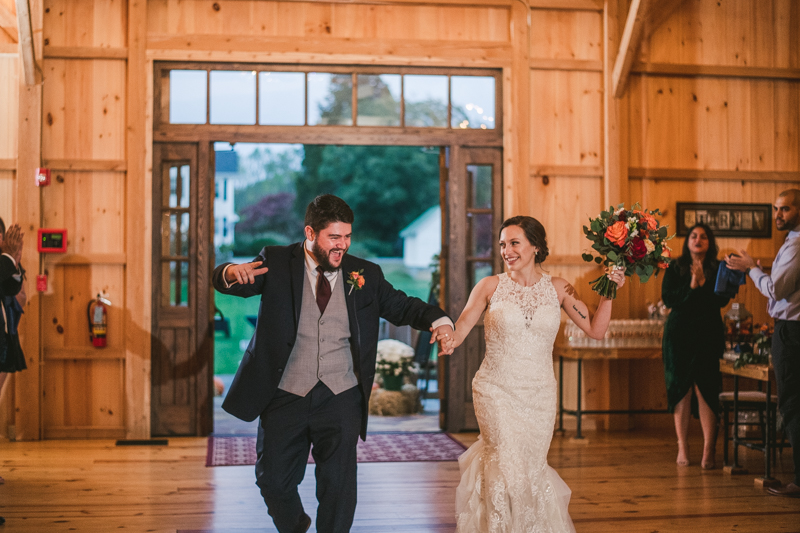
[456,273,576,533]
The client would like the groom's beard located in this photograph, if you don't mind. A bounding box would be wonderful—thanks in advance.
[312,240,348,272]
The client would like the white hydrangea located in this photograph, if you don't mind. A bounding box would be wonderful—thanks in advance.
[376,339,414,363]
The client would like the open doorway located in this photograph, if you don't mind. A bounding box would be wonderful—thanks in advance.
[211,143,443,435]
[152,62,502,436]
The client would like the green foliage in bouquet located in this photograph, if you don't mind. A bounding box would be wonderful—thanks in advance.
[582,202,674,299]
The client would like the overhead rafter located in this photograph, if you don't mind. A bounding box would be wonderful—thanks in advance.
[612,0,686,98]
[611,0,649,99]
[0,2,18,42]
[14,0,34,85]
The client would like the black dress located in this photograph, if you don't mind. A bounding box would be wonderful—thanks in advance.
[661,261,730,416]
[0,254,25,373]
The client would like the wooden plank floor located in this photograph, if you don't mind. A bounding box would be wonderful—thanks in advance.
[1,429,798,532]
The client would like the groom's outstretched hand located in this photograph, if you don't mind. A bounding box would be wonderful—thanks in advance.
[225,261,269,285]
[431,324,455,356]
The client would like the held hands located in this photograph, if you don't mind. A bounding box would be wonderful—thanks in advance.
[725,249,758,272]
[430,324,456,356]
[689,261,705,289]
[225,261,269,285]
[1,224,24,263]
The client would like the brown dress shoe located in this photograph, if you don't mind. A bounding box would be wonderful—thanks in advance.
[767,482,800,498]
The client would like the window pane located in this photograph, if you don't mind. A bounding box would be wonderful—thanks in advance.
[259,72,305,126]
[210,70,257,125]
[404,75,448,128]
[451,76,495,130]
[166,213,190,257]
[169,70,207,124]
[467,164,492,209]
[471,261,493,289]
[162,261,189,307]
[357,74,401,126]
[308,73,353,126]
[165,165,190,208]
[469,213,493,257]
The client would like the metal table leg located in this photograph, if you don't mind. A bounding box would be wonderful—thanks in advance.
[764,378,772,480]
[558,357,564,432]
[575,359,584,439]
[733,375,740,468]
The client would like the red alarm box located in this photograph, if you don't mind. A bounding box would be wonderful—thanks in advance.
[37,229,68,253]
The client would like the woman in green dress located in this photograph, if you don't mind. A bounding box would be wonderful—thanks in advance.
[662,223,730,469]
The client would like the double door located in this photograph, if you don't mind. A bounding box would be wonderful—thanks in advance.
[150,141,501,436]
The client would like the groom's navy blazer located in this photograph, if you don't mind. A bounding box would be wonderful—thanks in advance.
[212,242,448,438]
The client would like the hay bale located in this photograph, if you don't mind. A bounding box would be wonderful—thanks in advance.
[369,385,422,416]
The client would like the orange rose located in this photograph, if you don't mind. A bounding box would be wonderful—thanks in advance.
[658,261,669,269]
[357,276,365,288]
[605,221,629,247]
[661,247,671,258]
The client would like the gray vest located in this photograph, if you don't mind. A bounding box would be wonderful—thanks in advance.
[278,271,359,396]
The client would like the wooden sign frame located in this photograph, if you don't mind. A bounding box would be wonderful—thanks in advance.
[676,202,772,238]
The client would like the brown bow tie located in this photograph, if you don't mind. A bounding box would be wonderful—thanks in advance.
[316,266,332,314]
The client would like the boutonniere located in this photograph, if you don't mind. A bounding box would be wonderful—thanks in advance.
[347,270,365,295]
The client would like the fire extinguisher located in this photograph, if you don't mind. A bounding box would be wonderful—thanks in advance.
[87,294,111,348]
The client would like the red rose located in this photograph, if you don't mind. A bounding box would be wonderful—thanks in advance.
[626,237,648,262]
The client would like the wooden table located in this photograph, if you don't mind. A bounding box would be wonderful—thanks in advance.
[553,345,667,439]
[719,359,778,485]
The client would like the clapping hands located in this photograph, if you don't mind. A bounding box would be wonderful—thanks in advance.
[1,224,24,263]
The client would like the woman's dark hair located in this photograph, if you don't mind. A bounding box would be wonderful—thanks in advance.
[677,223,719,276]
[0,216,5,237]
[304,194,355,233]
[499,216,549,264]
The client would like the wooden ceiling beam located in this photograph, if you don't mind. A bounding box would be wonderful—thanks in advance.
[611,0,649,98]
[0,2,18,43]
[14,0,34,85]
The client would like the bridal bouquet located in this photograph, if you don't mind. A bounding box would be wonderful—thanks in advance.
[582,203,673,299]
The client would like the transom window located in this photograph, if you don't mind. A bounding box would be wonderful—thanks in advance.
[159,64,498,131]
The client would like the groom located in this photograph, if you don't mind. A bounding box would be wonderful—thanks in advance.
[213,194,454,533]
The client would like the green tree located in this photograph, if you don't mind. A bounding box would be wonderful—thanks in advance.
[296,145,439,257]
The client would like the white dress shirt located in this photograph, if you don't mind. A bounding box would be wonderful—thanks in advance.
[749,228,800,321]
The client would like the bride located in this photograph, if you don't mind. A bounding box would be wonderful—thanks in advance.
[437,216,626,533]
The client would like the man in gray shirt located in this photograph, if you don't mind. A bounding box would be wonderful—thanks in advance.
[727,188,800,497]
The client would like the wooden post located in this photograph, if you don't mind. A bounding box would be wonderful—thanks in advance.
[125,0,150,439]
[594,0,632,431]
[14,0,42,440]
[508,0,530,218]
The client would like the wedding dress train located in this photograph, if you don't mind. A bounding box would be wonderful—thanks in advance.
[455,273,576,533]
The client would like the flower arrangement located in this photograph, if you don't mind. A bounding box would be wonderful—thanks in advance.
[375,339,418,391]
[733,323,772,369]
[582,203,673,299]
[347,270,365,294]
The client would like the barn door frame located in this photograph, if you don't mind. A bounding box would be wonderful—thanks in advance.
[442,145,503,432]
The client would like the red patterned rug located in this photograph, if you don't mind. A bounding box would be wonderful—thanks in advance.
[206,432,467,467]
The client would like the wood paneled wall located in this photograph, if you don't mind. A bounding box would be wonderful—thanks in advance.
[1,0,797,439]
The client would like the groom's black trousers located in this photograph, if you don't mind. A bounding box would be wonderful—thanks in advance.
[256,381,363,533]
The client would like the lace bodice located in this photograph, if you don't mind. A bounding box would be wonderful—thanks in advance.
[455,273,575,533]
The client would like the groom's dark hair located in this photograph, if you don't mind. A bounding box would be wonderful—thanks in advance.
[305,194,355,233]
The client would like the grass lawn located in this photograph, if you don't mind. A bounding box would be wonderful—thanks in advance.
[213,257,435,375]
